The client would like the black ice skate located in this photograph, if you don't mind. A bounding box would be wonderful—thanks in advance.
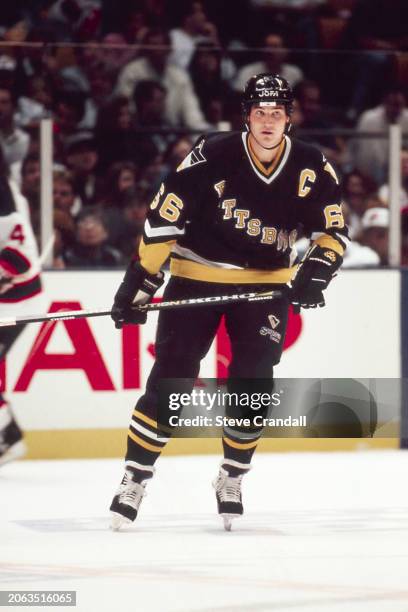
[213,460,251,531]
[0,407,26,467]
[110,463,154,530]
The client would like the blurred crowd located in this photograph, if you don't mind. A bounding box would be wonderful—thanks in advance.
[0,0,408,268]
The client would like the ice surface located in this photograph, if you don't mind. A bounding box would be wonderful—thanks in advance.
[1,451,408,612]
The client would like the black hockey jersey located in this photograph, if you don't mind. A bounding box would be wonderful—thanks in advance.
[140,132,348,284]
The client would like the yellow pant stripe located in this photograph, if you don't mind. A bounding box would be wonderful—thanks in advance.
[133,410,158,431]
[128,429,163,453]
[223,436,259,450]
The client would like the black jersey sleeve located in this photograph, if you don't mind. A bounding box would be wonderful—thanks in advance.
[143,137,210,245]
[139,137,212,273]
[298,153,349,254]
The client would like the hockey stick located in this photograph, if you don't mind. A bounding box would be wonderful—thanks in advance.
[0,289,284,328]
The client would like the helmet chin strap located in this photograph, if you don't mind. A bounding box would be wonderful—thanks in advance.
[251,134,285,151]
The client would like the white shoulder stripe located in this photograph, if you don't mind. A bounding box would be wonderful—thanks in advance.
[144,218,185,238]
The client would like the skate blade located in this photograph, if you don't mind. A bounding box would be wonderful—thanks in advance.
[221,513,240,532]
[0,440,26,467]
[110,512,132,531]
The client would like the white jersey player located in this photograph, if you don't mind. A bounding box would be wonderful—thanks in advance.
[0,157,44,466]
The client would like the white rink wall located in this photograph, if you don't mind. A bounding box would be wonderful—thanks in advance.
[3,269,401,457]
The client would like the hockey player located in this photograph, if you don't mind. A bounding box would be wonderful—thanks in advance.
[109,74,348,530]
[0,149,43,466]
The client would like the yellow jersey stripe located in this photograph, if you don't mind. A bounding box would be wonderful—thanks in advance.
[139,238,176,275]
[170,257,296,284]
[314,234,344,256]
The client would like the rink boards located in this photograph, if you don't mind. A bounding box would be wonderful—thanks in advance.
[3,269,402,458]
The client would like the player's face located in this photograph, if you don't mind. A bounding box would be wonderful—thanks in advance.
[248,105,288,149]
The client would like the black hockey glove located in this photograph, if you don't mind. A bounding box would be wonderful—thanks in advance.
[111,261,164,329]
[290,244,342,312]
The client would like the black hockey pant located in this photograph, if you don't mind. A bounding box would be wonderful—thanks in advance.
[126,276,290,467]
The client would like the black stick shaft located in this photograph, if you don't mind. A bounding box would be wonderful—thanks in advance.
[0,290,283,327]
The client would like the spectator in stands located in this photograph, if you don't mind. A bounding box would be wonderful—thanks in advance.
[342,169,379,238]
[63,207,123,268]
[21,153,41,216]
[120,188,149,257]
[101,184,148,258]
[53,89,87,157]
[287,98,304,137]
[100,161,138,208]
[340,0,408,120]
[133,79,174,154]
[189,42,233,122]
[97,184,149,260]
[64,131,102,205]
[0,87,30,165]
[233,30,303,92]
[16,27,60,87]
[15,75,54,128]
[95,96,139,170]
[53,169,81,216]
[0,54,18,93]
[293,79,344,165]
[100,32,137,73]
[137,140,166,196]
[115,27,209,130]
[356,207,389,266]
[163,137,193,173]
[169,0,219,71]
[58,48,114,131]
[115,0,149,44]
[378,148,408,210]
[341,202,382,268]
[350,88,408,185]
[84,61,117,128]
[25,1,75,42]
[52,208,76,268]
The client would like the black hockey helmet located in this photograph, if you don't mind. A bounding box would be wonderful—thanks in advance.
[242,73,294,124]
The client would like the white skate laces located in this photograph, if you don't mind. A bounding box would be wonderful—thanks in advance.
[213,461,251,531]
[119,472,146,507]
[110,469,148,531]
[214,469,244,503]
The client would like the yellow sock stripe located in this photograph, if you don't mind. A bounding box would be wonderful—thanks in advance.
[133,410,158,431]
[128,428,163,453]
[223,436,259,450]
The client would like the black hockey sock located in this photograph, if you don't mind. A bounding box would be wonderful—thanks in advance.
[125,407,171,468]
[222,428,262,473]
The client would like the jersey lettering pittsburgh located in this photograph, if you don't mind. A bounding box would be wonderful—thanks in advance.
[140,132,348,284]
